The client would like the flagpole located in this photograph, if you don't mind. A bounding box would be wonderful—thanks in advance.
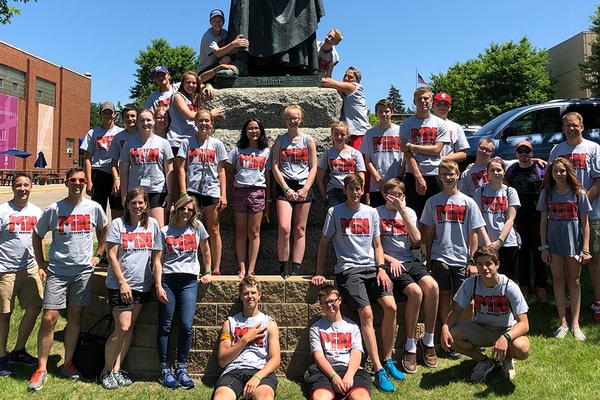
[415,67,417,90]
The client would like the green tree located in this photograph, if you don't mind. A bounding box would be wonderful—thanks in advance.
[89,102,102,129]
[430,36,555,124]
[130,38,197,109]
[0,0,35,24]
[579,5,600,96]
[387,84,406,113]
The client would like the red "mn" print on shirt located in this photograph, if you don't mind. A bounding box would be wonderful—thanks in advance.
[410,127,438,144]
[340,218,370,234]
[130,148,159,163]
[329,158,356,174]
[475,294,509,313]
[233,326,265,346]
[558,153,586,169]
[280,147,308,163]
[166,233,197,253]
[380,219,408,234]
[481,196,507,212]
[8,215,37,232]
[373,136,399,151]
[188,148,216,163]
[435,205,467,222]
[121,232,153,249]
[319,332,352,350]
[239,154,267,169]
[548,201,578,219]
[58,215,91,232]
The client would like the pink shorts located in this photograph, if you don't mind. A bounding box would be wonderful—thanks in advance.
[231,187,266,213]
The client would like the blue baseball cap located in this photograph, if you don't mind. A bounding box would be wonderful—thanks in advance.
[152,66,169,76]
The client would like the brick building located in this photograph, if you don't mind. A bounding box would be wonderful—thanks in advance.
[0,40,90,171]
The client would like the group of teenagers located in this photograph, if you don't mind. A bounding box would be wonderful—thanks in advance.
[0,50,597,397]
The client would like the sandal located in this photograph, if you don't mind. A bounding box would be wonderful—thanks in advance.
[212,271,221,276]
[237,270,246,280]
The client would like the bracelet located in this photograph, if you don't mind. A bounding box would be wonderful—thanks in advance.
[180,192,188,198]
[468,259,475,266]
[407,143,413,152]
[503,331,513,342]
[329,372,338,380]
[497,237,505,244]
[204,269,212,275]
[253,374,262,382]
[284,187,291,193]
[582,249,591,255]
[113,177,119,182]
[167,193,174,197]
[538,244,549,251]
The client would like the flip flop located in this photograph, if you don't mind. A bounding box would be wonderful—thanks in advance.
[212,271,222,276]
[237,270,246,280]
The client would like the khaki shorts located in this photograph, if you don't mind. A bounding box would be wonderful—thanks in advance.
[456,321,508,348]
[0,266,43,313]
[589,219,600,254]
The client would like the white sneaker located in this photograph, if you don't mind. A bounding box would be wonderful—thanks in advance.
[571,327,586,341]
[554,325,569,339]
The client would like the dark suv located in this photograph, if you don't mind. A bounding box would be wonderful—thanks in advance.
[465,99,600,162]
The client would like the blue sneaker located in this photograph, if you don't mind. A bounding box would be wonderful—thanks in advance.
[383,358,405,381]
[175,368,195,390]
[159,368,180,389]
[0,355,13,376]
[374,368,395,392]
[8,348,37,366]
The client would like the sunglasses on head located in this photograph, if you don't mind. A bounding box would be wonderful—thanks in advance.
[67,177,86,184]
[516,148,531,154]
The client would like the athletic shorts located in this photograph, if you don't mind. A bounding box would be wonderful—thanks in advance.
[589,219,600,254]
[456,322,509,348]
[107,288,150,311]
[432,260,466,294]
[91,169,124,211]
[325,188,346,209]
[403,173,442,217]
[389,260,431,293]
[335,267,393,311]
[43,270,93,309]
[214,369,277,398]
[306,364,371,398]
[148,192,169,209]
[0,266,43,313]
[275,179,314,204]
[189,192,220,208]
[231,187,266,214]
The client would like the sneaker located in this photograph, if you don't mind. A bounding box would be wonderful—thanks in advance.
[565,296,571,314]
[401,350,417,374]
[100,372,119,390]
[471,357,495,383]
[419,338,438,368]
[159,368,180,389]
[571,326,586,341]
[591,299,600,322]
[175,368,195,390]
[290,264,301,276]
[114,370,133,386]
[0,356,13,376]
[500,358,516,380]
[8,348,37,366]
[374,368,395,392]
[535,287,547,302]
[554,325,569,339]
[382,358,405,380]
[280,265,289,280]
[60,362,81,380]
[27,369,47,391]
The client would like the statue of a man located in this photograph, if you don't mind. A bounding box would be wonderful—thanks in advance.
[227,0,325,77]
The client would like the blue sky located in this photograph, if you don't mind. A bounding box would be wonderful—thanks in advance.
[0,0,596,115]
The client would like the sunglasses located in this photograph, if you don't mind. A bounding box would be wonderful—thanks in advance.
[178,206,195,212]
[67,177,86,184]
[516,149,532,154]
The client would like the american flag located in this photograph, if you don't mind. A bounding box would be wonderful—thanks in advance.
[417,73,428,85]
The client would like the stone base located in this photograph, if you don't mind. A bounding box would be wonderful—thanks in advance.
[213,75,321,89]
[85,272,440,380]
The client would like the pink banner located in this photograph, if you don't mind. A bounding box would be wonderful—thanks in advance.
[0,94,18,170]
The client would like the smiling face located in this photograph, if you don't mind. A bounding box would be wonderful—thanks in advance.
[195,111,213,136]
[65,171,86,197]
[284,108,302,130]
[177,200,195,225]
[153,72,170,88]
[562,114,584,143]
[552,162,568,183]
[245,120,261,143]
[432,100,451,119]
[438,166,459,188]
[12,176,32,203]
[487,160,505,183]
[342,69,357,83]
[375,105,392,125]
[240,284,261,309]
[319,293,341,317]
[182,74,198,96]
[137,111,155,134]
[331,125,348,147]
[122,110,138,129]
[516,145,532,163]
[210,15,224,33]
[343,182,364,205]
[100,109,116,126]
[155,109,170,131]
[475,255,499,280]
[413,92,433,113]
[127,194,147,219]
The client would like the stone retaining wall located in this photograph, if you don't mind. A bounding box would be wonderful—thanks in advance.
[84,272,436,381]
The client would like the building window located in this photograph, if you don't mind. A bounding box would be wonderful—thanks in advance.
[0,65,25,98]
[35,78,55,106]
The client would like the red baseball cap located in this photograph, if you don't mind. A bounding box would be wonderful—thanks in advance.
[433,92,452,104]
[515,140,533,150]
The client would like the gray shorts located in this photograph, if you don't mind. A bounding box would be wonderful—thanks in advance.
[456,322,508,348]
[335,267,393,311]
[432,260,466,294]
[589,219,600,254]
[43,270,93,309]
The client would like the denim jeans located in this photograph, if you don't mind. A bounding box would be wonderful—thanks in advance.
[157,273,198,365]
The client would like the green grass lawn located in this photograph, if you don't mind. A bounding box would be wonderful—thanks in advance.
[2,266,600,399]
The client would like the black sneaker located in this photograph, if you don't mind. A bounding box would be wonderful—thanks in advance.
[281,265,289,280]
[8,348,37,366]
[290,264,301,276]
[0,356,13,376]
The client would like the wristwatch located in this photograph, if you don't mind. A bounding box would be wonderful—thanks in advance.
[538,245,549,251]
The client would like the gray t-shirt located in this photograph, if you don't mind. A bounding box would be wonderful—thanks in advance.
[400,114,450,176]
[105,217,162,292]
[318,146,366,191]
[376,205,418,263]
[316,41,339,78]
[35,198,108,276]
[474,184,521,247]
[108,129,139,162]
[80,125,124,173]
[227,146,270,188]
[144,82,181,112]
[275,132,312,184]
[160,223,209,275]
[537,188,592,257]
[440,120,469,157]
[360,124,403,191]
[459,163,488,196]
[0,201,42,272]
[120,134,174,193]
[549,139,600,220]
[341,83,370,137]
[454,274,529,328]
[197,28,229,73]
[323,203,380,273]
[168,92,198,148]
[178,136,228,198]
[420,192,486,266]
[309,316,363,368]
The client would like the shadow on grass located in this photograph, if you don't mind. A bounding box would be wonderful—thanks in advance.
[419,360,515,396]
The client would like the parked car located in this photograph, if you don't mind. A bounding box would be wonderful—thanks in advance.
[464,99,600,163]
[462,125,482,136]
